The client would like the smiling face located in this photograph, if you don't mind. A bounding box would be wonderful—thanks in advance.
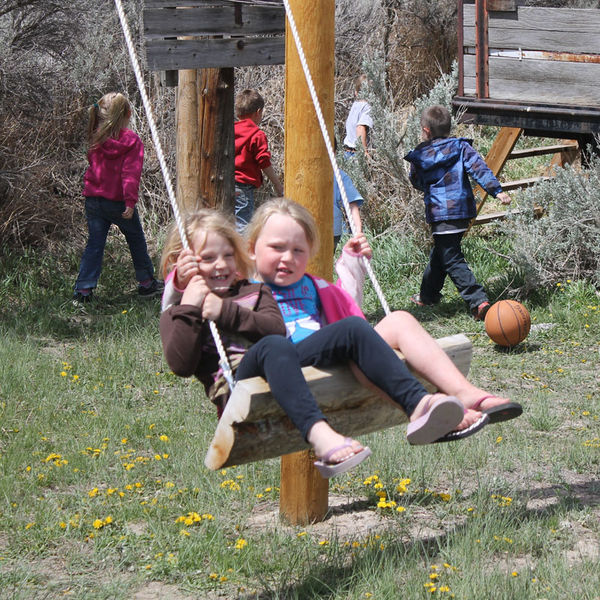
[190,230,239,295]
[250,213,311,287]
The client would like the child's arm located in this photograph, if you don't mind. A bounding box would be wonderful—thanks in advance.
[262,165,284,197]
[334,234,371,308]
[121,134,144,215]
[463,143,509,201]
[408,164,425,191]
[160,302,206,377]
[349,203,362,234]
[218,284,286,341]
[356,124,369,154]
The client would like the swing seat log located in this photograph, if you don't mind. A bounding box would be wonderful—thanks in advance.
[204,333,473,470]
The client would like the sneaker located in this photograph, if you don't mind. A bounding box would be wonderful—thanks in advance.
[138,279,164,298]
[410,293,433,307]
[473,301,490,321]
[73,289,93,304]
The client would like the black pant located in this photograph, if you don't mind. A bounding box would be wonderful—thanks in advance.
[235,317,427,440]
[420,232,488,310]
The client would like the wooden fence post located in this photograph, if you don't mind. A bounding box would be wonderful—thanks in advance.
[280,0,335,526]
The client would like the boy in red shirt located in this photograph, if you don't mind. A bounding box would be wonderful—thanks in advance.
[234,89,283,231]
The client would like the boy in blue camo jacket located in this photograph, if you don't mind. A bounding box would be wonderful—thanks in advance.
[404,105,511,320]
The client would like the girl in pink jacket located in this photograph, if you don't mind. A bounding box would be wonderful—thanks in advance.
[73,92,162,303]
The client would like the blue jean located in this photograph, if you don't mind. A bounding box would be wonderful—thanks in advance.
[75,196,155,290]
[420,232,488,310]
[234,182,256,232]
[235,317,427,440]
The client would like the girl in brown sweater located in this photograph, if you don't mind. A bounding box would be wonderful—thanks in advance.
[159,210,371,477]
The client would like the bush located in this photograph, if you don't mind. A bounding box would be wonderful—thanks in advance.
[500,156,600,294]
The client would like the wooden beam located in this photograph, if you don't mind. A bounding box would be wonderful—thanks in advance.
[281,0,335,526]
[144,4,284,38]
[204,334,473,470]
[501,176,550,191]
[509,142,578,159]
[145,37,285,71]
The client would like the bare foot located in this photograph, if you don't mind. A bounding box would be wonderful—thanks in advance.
[449,385,511,411]
[307,421,363,464]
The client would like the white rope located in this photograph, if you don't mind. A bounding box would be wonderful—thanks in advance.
[113,0,235,389]
[282,0,391,316]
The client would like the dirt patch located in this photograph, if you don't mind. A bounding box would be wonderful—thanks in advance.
[246,494,466,545]
[133,581,197,600]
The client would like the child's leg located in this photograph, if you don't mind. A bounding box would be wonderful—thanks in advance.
[235,335,364,463]
[419,241,445,304]
[435,233,487,311]
[374,311,509,411]
[115,205,156,283]
[75,197,111,290]
[295,317,427,416]
[234,183,255,232]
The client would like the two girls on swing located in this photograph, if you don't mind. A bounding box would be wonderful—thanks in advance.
[160,199,521,478]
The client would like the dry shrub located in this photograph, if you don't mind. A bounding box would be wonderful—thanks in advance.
[1,0,461,249]
[0,0,172,251]
[381,0,457,105]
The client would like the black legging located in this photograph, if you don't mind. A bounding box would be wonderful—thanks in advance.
[235,317,427,440]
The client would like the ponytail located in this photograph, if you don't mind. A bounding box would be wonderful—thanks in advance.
[88,92,131,149]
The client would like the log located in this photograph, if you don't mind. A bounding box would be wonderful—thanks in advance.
[204,334,473,470]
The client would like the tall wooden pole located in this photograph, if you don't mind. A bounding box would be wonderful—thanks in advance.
[176,68,235,212]
[198,68,235,212]
[176,69,202,211]
[279,0,335,525]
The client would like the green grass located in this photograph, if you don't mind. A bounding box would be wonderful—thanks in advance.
[1,230,599,599]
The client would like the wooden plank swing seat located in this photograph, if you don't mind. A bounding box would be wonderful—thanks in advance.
[204,334,473,470]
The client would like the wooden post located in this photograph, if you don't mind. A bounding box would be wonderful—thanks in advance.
[280,0,335,525]
[198,68,235,212]
[175,67,235,212]
[176,69,202,211]
[475,0,489,99]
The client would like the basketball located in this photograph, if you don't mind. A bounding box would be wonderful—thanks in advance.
[484,300,531,347]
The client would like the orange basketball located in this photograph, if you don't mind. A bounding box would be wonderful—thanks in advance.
[484,300,531,347]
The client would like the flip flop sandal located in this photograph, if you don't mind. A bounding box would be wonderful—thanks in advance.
[406,395,464,445]
[472,395,523,423]
[432,412,489,443]
[314,439,372,479]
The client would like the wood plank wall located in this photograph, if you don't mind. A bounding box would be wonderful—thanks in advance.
[144,0,285,70]
[462,3,600,106]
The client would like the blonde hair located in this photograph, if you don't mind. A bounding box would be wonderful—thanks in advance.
[88,92,132,149]
[246,197,320,257]
[160,209,252,280]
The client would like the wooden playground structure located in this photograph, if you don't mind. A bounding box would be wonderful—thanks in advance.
[455,0,600,223]
[141,0,600,525]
